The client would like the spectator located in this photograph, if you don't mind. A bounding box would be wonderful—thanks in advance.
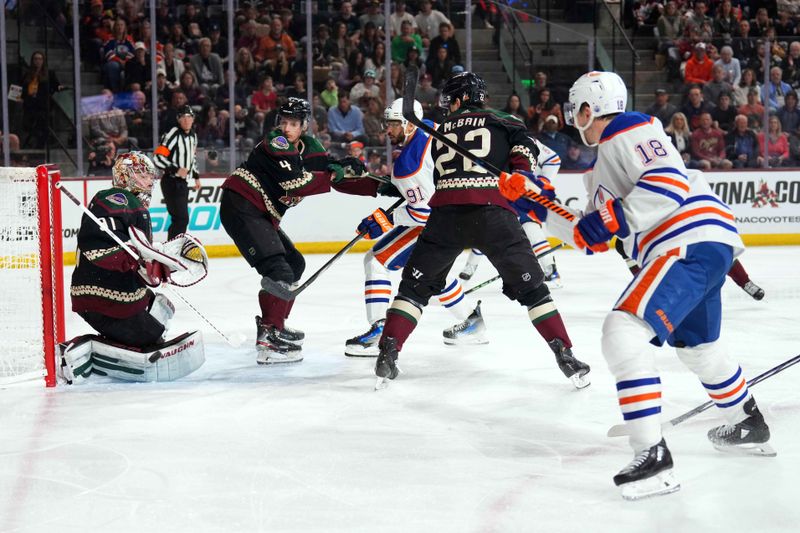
[715,46,742,86]
[190,38,225,96]
[102,18,135,92]
[685,0,712,32]
[503,94,527,123]
[82,0,110,65]
[778,91,800,135]
[359,0,386,30]
[0,130,20,159]
[236,20,260,56]
[245,110,269,141]
[328,92,366,143]
[682,84,715,130]
[263,47,293,90]
[321,78,339,109]
[789,130,800,166]
[181,2,207,36]
[404,46,424,73]
[279,8,304,43]
[349,140,366,162]
[232,104,252,150]
[125,90,152,149]
[712,92,737,133]
[21,51,62,148]
[427,45,453,89]
[561,142,591,170]
[87,139,117,174]
[685,42,714,86]
[367,148,389,176]
[362,97,386,146]
[645,88,678,125]
[311,95,328,135]
[529,88,564,132]
[251,77,278,113]
[732,20,758,70]
[389,1,416,37]
[784,42,800,89]
[162,43,185,90]
[155,70,173,114]
[196,103,228,148]
[339,50,367,90]
[427,22,462,71]
[326,21,353,67]
[335,1,360,35]
[758,115,791,167]
[738,87,766,127]
[657,1,684,80]
[665,112,702,169]
[750,8,772,37]
[234,47,259,95]
[255,18,296,63]
[537,115,571,159]
[161,90,188,133]
[285,73,307,100]
[764,66,793,111]
[752,38,781,81]
[713,1,739,47]
[167,21,191,57]
[392,20,423,63]
[215,74,248,111]
[350,69,381,106]
[208,22,228,58]
[733,68,761,106]
[415,0,451,49]
[178,70,205,107]
[704,64,735,105]
[417,73,439,118]
[691,112,733,169]
[365,41,387,81]
[774,9,796,37]
[725,114,763,168]
[359,22,381,59]
[384,62,405,103]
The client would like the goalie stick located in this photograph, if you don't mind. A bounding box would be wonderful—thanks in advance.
[261,197,405,300]
[464,242,567,295]
[607,352,800,437]
[402,66,577,223]
[55,182,246,348]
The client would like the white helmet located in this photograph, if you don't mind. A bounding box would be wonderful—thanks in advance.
[564,71,627,147]
[384,98,423,129]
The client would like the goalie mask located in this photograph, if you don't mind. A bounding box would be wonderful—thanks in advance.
[112,151,157,207]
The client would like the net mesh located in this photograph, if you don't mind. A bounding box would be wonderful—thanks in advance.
[0,167,46,381]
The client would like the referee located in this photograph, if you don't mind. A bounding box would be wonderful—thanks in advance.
[154,105,200,239]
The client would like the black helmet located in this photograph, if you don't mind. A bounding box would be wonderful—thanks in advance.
[276,97,312,127]
[177,105,195,118]
[439,72,487,111]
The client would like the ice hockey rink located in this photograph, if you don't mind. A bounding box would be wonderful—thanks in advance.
[2,245,799,532]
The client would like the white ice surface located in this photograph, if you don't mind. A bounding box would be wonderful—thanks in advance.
[1,247,799,532]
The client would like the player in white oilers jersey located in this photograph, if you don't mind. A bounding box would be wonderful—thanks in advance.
[459,138,563,287]
[344,98,487,356]
[507,71,774,500]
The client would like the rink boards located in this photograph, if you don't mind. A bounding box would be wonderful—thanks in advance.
[58,169,800,264]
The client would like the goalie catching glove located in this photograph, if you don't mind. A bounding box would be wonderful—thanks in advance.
[498,171,556,223]
[573,198,630,253]
[128,227,209,287]
[357,207,394,239]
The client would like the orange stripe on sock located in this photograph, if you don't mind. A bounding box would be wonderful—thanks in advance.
[365,289,392,296]
[618,392,662,405]
[438,286,462,302]
[708,378,746,400]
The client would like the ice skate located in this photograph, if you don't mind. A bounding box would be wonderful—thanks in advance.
[614,438,681,501]
[442,301,489,345]
[547,338,591,389]
[256,316,303,364]
[374,336,400,390]
[742,281,765,301]
[707,397,775,456]
[459,261,479,281]
[345,319,385,357]
[277,324,305,346]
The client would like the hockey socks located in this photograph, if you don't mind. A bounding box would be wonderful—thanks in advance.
[259,289,291,330]
[528,299,572,349]
[726,259,750,287]
[382,298,423,352]
[437,277,470,321]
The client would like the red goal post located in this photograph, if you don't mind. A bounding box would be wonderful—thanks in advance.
[0,165,65,386]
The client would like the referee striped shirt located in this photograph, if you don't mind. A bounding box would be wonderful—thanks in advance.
[154,127,198,179]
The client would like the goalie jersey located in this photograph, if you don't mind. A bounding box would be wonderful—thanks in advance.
[222,130,333,223]
[71,188,152,318]
[549,112,744,265]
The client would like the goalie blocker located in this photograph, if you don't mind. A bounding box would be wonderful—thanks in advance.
[57,330,205,383]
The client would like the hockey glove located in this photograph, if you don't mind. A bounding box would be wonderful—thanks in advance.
[510,196,549,223]
[498,171,555,202]
[573,198,630,252]
[139,260,171,287]
[357,208,394,239]
[327,163,347,184]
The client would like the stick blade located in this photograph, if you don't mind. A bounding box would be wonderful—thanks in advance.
[403,66,420,120]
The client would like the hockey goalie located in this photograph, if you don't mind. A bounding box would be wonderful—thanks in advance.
[58,152,208,383]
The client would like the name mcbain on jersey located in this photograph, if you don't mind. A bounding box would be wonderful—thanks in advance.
[441,116,487,132]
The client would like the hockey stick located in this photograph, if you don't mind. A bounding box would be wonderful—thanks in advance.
[402,66,577,223]
[607,352,800,437]
[464,242,567,295]
[55,182,246,348]
[260,197,406,300]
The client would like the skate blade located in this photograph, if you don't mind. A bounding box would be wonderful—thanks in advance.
[442,335,489,346]
[344,345,380,357]
[712,442,776,457]
[570,370,591,389]
[256,350,304,365]
[374,367,402,390]
[620,469,681,501]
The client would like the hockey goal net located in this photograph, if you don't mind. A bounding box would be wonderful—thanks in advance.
[0,165,65,386]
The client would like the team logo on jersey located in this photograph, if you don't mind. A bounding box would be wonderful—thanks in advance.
[593,184,614,209]
[106,192,129,206]
[271,136,290,150]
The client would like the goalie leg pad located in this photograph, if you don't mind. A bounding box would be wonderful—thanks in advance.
[91,331,205,382]
[57,335,95,384]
